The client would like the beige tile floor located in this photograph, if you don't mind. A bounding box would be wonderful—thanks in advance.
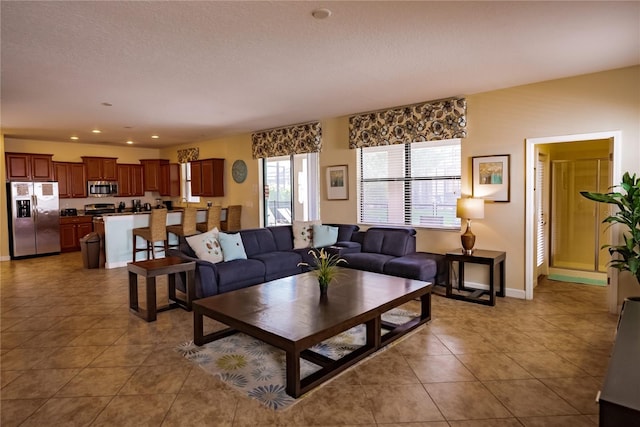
[1,252,617,426]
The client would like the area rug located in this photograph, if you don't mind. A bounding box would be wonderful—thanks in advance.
[175,307,419,411]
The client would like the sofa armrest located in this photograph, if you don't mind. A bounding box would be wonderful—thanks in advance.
[167,249,220,298]
[327,241,361,256]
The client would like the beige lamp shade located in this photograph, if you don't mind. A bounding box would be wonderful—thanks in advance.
[456,198,485,220]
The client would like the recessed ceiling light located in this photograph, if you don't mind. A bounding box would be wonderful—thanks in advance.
[151,135,159,139]
[92,129,101,134]
[70,136,79,140]
[312,8,331,19]
[126,140,133,145]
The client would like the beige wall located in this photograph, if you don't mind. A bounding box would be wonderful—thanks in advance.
[2,66,639,300]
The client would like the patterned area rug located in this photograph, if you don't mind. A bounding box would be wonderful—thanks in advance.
[176,307,419,411]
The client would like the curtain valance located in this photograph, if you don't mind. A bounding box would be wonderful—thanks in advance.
[252,121,322,159]
[349,98,466,149]
[177,148,199,163]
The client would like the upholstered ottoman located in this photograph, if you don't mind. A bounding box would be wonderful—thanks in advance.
[383,252,445,285]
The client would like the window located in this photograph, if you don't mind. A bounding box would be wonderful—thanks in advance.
[263,153,319,226]
[180,163,200,203]
[358,139,461,229]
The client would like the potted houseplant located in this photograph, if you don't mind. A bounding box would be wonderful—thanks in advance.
[299,249,347,295]
[580,172,640,285]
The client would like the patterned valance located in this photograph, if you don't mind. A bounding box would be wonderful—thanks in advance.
[252,121,322,159]
[349,98,467,148]
[177,148,199,163]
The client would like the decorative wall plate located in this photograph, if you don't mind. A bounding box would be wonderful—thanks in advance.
[232,160,247,183]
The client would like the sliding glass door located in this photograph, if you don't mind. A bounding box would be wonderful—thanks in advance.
[263,153,319,226]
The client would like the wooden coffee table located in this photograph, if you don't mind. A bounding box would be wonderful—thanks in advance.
[193,268,431,398]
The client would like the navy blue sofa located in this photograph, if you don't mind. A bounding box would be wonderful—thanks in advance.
[170,224,445,301]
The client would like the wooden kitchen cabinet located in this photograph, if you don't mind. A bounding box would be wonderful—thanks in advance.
[190,158,224,197]
[60,216,94,252]
[54,162,87,198]
[117,164,144,196]
[160,163,180,196]
[82,157,118,180]
[140,159,169,192]
[5,153,54,181]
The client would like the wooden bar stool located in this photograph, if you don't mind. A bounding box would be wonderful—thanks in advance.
[196,205,222,233]
[221,205,242,231]
[132,208,168,261]
[166,207,198,248]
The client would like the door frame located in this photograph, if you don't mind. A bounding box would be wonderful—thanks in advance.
[525,130,621,313]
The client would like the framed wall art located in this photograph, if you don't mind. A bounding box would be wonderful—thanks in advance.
[472,155,510,202]
[326,165,348,200]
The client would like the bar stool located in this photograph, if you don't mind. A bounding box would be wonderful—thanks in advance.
[132,208,168,261]
[166,207,198,248]
[196,205,222,233]
[221,205,242,231]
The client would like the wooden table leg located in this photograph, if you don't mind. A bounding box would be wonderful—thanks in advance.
[194,309,204,346]
[497,259,506,297]
[145,276,157,322]
[129,271,139,311]
[285,349,301,398]
[185,269,195,311]
[489,261,496,306]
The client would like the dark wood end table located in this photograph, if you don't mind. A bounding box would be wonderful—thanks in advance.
[128,256,196,322]
[445,249,506,306]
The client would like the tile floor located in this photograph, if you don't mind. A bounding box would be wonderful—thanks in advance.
[1,252,617,426]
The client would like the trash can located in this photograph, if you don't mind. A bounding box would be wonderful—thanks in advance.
[80,232,101,269]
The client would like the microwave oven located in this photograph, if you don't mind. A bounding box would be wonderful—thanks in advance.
[88,181,118,197]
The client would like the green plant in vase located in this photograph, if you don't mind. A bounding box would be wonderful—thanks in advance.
[299,248,347,295]
[580,172,640,284]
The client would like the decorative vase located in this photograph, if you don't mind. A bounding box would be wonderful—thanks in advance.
[318,277,329,296]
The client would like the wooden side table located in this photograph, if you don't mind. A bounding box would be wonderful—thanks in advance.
[128,256,196,322]
[445,249,506,306]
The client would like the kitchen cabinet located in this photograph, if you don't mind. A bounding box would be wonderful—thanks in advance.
[82,157,118,181]
[117,164,144,197]
[190,158,224,197]
[54,162,87,198]
[60,216,93,252]
[160,163,180,196]
[5,153,54,181]
[140,159,169,192]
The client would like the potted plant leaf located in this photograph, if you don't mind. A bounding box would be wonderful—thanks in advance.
[580,172,640,285]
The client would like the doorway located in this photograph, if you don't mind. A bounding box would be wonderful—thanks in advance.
[525,131,622,313]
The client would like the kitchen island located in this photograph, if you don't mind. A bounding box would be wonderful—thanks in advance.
[97,209,207,269]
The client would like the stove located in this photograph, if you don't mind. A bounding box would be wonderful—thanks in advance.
[84,203,116,216]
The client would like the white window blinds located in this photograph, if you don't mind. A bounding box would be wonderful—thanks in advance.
[359,139,461,229]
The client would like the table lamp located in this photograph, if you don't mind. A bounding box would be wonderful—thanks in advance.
[456,198,484,255]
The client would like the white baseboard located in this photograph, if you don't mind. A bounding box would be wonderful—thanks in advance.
[459,280,526,300]
[0,255,11,262]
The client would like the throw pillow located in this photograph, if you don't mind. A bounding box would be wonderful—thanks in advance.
[218,232,248,261]
[292,220,321,249]
[185,227,223,263]
[312,224,339,247]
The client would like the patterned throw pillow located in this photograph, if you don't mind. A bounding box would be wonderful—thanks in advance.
[185,227,223,263]
[292,220,321,249]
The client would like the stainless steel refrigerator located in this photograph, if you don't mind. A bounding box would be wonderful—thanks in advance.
[7,181,60,258]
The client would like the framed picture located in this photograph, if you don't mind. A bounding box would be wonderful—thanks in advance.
[472,155,510,202]
[326,165,348,200]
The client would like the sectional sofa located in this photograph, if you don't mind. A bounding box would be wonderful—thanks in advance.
[169,224,445,301]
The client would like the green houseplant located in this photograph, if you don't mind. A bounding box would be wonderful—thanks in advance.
[580,172,640,284]
[299,249,347,295]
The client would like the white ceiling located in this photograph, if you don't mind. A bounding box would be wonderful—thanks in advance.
[2,1,639,149]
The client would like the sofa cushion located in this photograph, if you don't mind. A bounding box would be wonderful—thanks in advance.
[239,228,277,257]
[292,220,321,249]
[215,259,265,293]
[219,232,248,261]
[362,228,416,257]
[185,227,223,264]
[251,251,302,281]
[312,224,338,247]
[268,226,294,251]
[341,252,395,274]
[384,252,439,283]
